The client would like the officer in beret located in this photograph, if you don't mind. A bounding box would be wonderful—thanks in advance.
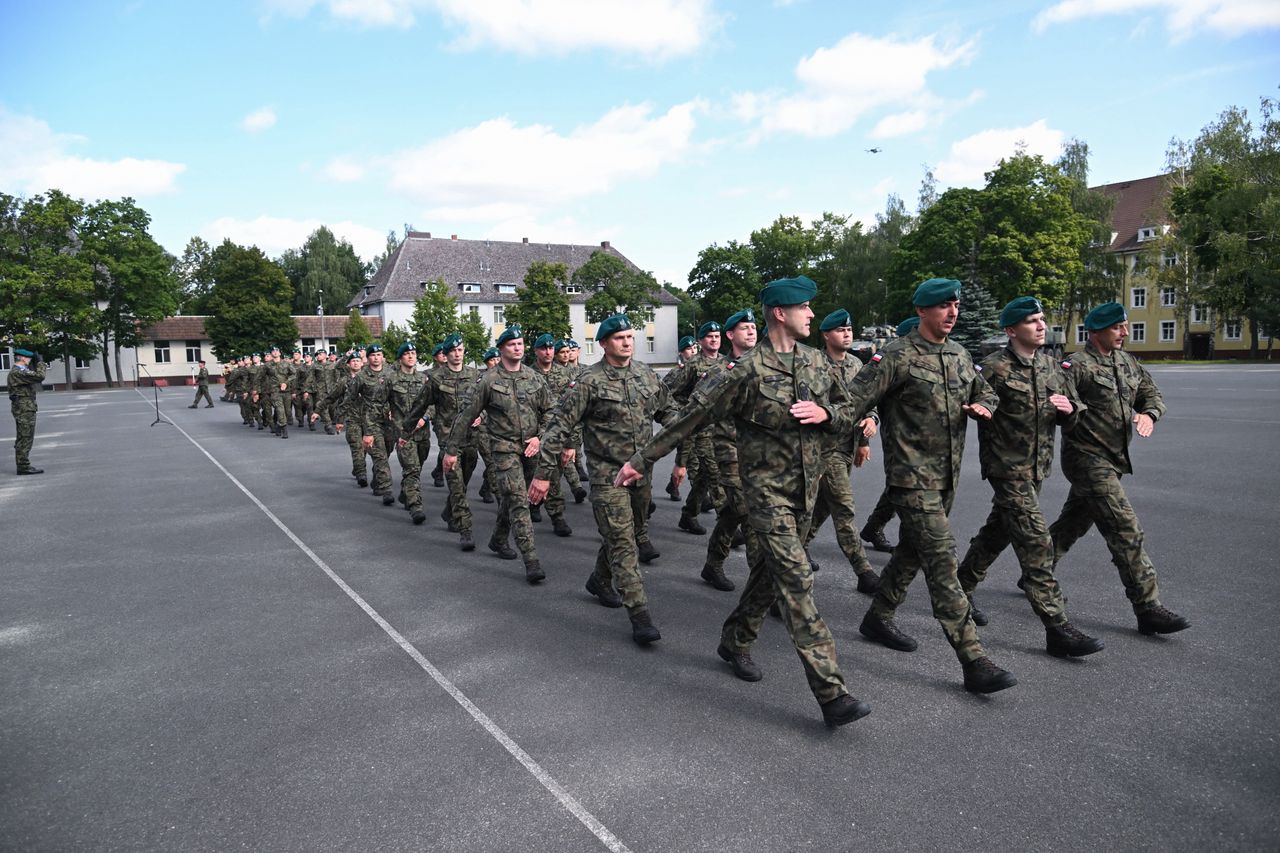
[618,276,870,728]
[8,347,46,474]
[349,344,395,502]
[1048,302,1189,636]
[663,320,725,534]
[189,360,215,409]
[843,278,1017,695]
[384,342,427,519]
[530,333,582,530]
[334,352,370,486]
[677,336,697,366]
[428,342,450,487]
[859,316,920,552]
[956,297,1103,658]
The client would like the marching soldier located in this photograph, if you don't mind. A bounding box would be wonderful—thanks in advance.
[530,333,579,535]
[188,360,215,408]
[663,321,724,534]
[351,344,395,504]
[334,353,370,487]
[859,316,919,553]
[386,342,427,516]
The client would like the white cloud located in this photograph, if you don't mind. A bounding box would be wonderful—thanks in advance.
[933,119,1066,186]
[241,106,277,133]
[0,106,185,198]
[1032,0,1280,40]
[870,110,931,139]
[203,215,389,262]
[323,157,366,182]
[733,32,977,138]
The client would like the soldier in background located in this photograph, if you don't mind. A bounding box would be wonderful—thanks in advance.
[285,350,305,427]
[665,334,698,502]
[188,360,214,409]
[8,347,46,475]
[351,344,394,502]
[476,346,500,504]
[334,353,369,487]
[248,352,267,430]
[859,316,918,554]
[386,342,427,518]
[263,348,291,438]
[663,321,724,534]
[1048,302,1189,637]
[530,333,579,535]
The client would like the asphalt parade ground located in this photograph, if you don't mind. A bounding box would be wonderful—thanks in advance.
[2,365,1278,852]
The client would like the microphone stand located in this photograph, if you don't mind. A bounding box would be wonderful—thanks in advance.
[138,364,170,427]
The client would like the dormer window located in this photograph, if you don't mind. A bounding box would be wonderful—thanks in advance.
[497,284,517,294]
[460,282,481,294]
[1137,227,1157,242]
[564,284,582,294]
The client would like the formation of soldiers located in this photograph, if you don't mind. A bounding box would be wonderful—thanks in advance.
[207,277,1189,729]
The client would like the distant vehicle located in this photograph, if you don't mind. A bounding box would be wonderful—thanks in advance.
[849,324,898,363]
[978,326,1067,359]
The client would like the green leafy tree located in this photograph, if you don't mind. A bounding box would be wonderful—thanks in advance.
[369,229,400,272]
[950,280,1002,357]
[661,281,699,338]
[505,260,571,346]
[1055,139,1126,337]
[458,308,491,363]
[203,240,298,360]
[176,236,216,314]
[575,250,663,329]
[282,226,370,315]
[378,320,411,360]
[337,309,372,352]
[408,278,461,351]
[749,215,817,283]
[686,240,761,327]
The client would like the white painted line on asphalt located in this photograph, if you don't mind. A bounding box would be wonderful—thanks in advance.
[132,388,631,853]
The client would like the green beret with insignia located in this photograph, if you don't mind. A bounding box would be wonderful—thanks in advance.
[595,313,633,342]
[678,335,695,350]
[440,333,463,353]
[912,277,962,306]
[496,324,523,346]
[554,339,569,353]
[999,296,1044,328]
[14,347,35,357]
[534,333,556,349]
[896,317,920,337]
[570,340,581,349]
[366,343,383,354]
[1084,301,1127,331]
[396,341,416,358]
[820,308,852,332]
[759,275,818,307]
[482,347,499,361]
[697,320,721,338]
[724,308,755,331]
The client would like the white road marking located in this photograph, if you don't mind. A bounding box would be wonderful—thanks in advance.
[131,389,631,853]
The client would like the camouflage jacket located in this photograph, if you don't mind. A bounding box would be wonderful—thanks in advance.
[844,330,998,491]
[284,361,303,393]
[446,365,552,456]
[402,364,481,445]
[631,336,856,517]
[1060,343,1165,475]
[335,371,364,428]
[262,361,290,396]
[818,349,876,455]
[349,365,392,436]
[533,361,583,447]
[537,359,678,486]
[976,346,1082,481]
[385,367,426,431]
[196,366,209,387]
[663,351,722,437]
[247,363,265,394]
[7,359,46,401]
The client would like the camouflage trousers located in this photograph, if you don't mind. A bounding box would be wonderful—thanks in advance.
[682,429,722,517]
[265,393,288,428]
[870,488,985,664]
[865,485,895,531]
[345,428,369,479]
[491,450,539,561]
[396,431,431,511]
[590,482,655,610]
[191,385,213,406]
[704,461,754,572]
[957,478,1067,627]
[804,451,873,575]
[445,442,477,532]
[561,441,585,492]
[544,457,569,521]
[11,398,37,470]
[238,394,255,422]
[721,505,848,705]
[1049,465,1161,609]
[367,423,394,495]
[477,433,496,500]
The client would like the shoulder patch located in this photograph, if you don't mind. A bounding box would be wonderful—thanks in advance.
[568,380,576,389]
[974,364,982,372]
[726,360,736,369]
[1061,360,1072,369]
[870,353,883,363]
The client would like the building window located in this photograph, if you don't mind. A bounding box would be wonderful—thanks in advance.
[497,284,517,294]
[154,340,171,363]
[185,340,202,362]
[1131,287,1146,309]
[1224,319,1242,341]
[0,349,10,370]
[74,355,93,369]
[646,335,655,353]
[564,284,582,294]
[1192,304,1208,324]
[1075,325,1087,345]
[1138,227,1156,242]
[1130,322,1146,343]
[300,338,316,355]
[1163,253,1178,268]
[461,282,481,294]
[1160,287,1176,307]
[1160,321,1176,342]
[584,339,596,355]
[493,306,504,325]
[468,306,480,318]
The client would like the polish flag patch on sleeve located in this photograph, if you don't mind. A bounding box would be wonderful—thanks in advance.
[870,353,883,363]
[1061,360,1072,369]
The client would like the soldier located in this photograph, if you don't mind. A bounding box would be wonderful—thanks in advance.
[663,321,724,534]
[350,344,396,504]
[444,326,553,583]
[617,276,871,728]
[247,352,267,430]
[843,278,1016,695]
[283,350,303,427]
[529,315,679,643]
[386,341,427,518]
[804,309,882,595]
[1048,302,1189,636]
[428,343,449,488]
[482,348,500,370]
[8,347,46,474]
[954,297,1102,658]
[263,349,291,438]
[859,316,919,554]
[297,352,315,428]
[227,358,250,423]
[665,334,699,502]
[302,350,321,431]
[531,333,581,534]
[188,360,215,409]
[333,353,370,487]
[476,347,500,504]
[554,338,589,502]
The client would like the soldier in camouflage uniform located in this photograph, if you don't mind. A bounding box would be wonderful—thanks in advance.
[445,326,553,583]
[663,322,724,534]
[956,297,1104,658]
[263,349,292,438]
[247,353,268,430]
[664,335,698,502]
[303,351,322,431]
[530,314,680,644]
[8,347,46,474]
[1048,302,1189,636]
[350,344,396,503]
[530,334,579,536]
[859,316,920,553]
[385,342,427,518]
[189,360,215,408]
[843,278,1017,695]
[285,351,305,427]
[475,347,500,504]
[229,358,252,424]
[334,353,370,486]
[428,344,449,488]
[553,338,589,501]
[618,277,871,728]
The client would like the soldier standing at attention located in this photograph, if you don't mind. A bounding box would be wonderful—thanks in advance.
[957,297,1103,658]
[334,353,369,486]
[663,321,723,534]
[531,333,581,533]
[386,342,426,516]
[529,315,680,643]
[444,326,553,584]
[859,316,919,553]
[188,360,214,409]
[845,279,1016,695]
[804,309,882,595]
[1048,302,1189,636]
[8,347,46,475]
[617,277,871,728]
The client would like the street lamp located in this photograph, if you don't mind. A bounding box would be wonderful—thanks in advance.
[317,288,325,354]
[877,278,886,324]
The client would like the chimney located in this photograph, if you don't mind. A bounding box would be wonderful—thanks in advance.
[600,240,611,249]
[451,234,458,240]
[522,237,529,243]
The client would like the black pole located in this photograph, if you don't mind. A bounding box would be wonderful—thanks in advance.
[138,364,171,427]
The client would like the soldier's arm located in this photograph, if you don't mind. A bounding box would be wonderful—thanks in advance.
[964,358,999,414]
[844,353,900,421]
[401,382,435,434]
[445,377,490,456]
[536,381,590,479]
[626,365,742,477]
[1132,360,1166,422]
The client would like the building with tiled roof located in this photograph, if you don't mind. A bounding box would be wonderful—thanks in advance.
[350,232,679,364]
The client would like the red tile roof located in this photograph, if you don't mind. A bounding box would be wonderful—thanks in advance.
[1092,173,1170,254]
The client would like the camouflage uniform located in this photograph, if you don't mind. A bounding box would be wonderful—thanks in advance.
[1048,343,1166,609]
[405,363,481,528]
[663,351,724,521]
[843,330,998,664]
[285,358,305,425]
[701,360,764,580]
[336,369,370,481]
[8,356,46,472]
[386,366,427,506]
[957,346,1083,625]
[632,336,857,705]
[351,364,394,494]
[313,360,340,431]
[247,361,267,427]
[447,366,553,563]
[191,366,214,407]
[263,358,291,429]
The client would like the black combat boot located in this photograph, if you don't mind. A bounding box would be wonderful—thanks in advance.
[856,570,881,596]
[572,486,587,504]
[524,558,546,585]
[459,529,475,552]
[1046,621,1105,657]
[967,594,989,626]
[628,608,661,645]
[821,695,872,727]
[716,643,762,681]
[731,527,746,548]
[805,547,821,573]
[279,426,289,439]
[859,610,918,652]
[637,541,660,564]
[381,493,395,506]
[530,504,543,523]
[962,656,1017,694]
[411,509,426,525]
[586,574,623,608]
[356,476,368,488]
[678,513,706,535]
[1136,604,1190,635]
[552,516,572,537]
[488,537,517,560]
[860,522,894,553]
[700,564,735,591]
[666,478,681,501]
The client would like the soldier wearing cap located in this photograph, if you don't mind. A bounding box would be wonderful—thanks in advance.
[188,360,215,409]
[617,276,871,728]
[427,342,450,488]
[263,348,292,438]
[530,333,580,534]
[529,314,680,644]
[476,346,501,503]
[334,352,370,486]
[247,352,268,430]
[859,316,920,553]
[677,335,697,366]
[384,341,426,516]
[1048,301,1189,636]
[553,337,591,492]
[955,297,1104,658]
[8,347,46,474]
[444,325,554,583]
[663,320,724,534]
[804,308,882,595]
[350,344,395,502]
[285,350,305,427]
[843,277,1017,695]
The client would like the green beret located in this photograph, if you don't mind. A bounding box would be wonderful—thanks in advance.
[678,335,696,350]
[482,347,499,361]
[759,275,818,308]
[396,341,416,358]
[896,317,920,337]
[291,349,301,355]
[496,324,523,347]
[440,333,463,353]
[1084,301,1127,331]
[534,333,556,349]
[554,339,569,353]
[13,347,34,357]
[570,340,580,349]
[366,344,383,354]
[724,308,756,331]
[999,296,1044,328]
[820,308,852,332]
[595,314,633,342]
[912,277,962,307]
[697,321,721,339]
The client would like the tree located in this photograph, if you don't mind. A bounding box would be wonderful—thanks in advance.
[661,281,700,338]
[337,309,372,351]
[379,320,411,359]
[1055,139,1126,337]
[749,215,817,283]
[175,236,216,314]
[283,226,369,315]
[949,279,1001,357]
[504,260,571,346]
[686,240,761,327]
[203,240,298,360]
[369,229,400,272]
[408,278,461,351]
[458,308,491,363]
[575,250,663,329]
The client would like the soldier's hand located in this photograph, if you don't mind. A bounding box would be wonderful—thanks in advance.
[1133,412,1155,437]
[397,437,407,448]
[962,403,993,420]
[1049,393,1074,414]
[310,413,318,423]
[523,436,541,458]
[528,478,550,505]
[854,446,871,468]
[280,383,287,391]
[614,462,644,487]
[362,435,374,448]
[335,423,345,434]
[560,447,575,466]
[443,454,459,473]
[472,417,483,428]
[303,392,310,400]
[790,401,829,424]
[857,417,877,438]
[416,418,427,431]
[672,465,686,487]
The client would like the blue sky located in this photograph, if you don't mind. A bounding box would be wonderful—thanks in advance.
[2,1,1277,291]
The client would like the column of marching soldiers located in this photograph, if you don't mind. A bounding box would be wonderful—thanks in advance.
[211,275,1190,729]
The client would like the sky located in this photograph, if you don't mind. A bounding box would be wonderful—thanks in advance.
[2,1,1277,294]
